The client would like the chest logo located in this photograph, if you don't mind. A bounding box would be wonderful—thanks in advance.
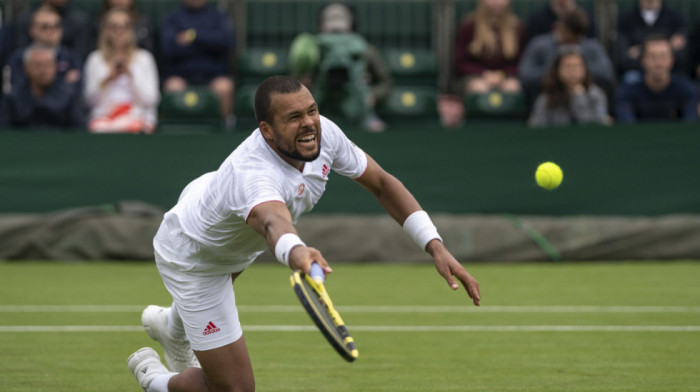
[297,183,305,196]
[322,164,330,179]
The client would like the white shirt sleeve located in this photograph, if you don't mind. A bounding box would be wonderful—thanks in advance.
[322,116,368,179]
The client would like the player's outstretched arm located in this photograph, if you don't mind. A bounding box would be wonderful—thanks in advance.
[355,154,481,306]
[427,239,481,306]
[247,201,332,276]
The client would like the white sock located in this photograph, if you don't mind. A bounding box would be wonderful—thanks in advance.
[166,305,186,339]
[147,372,176,392]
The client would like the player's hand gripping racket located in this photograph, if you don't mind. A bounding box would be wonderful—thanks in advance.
[290,263,359,362]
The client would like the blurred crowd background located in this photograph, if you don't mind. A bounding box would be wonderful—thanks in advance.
[0,0,699,133]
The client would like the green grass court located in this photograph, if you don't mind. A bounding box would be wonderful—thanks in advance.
[1,261,699,391]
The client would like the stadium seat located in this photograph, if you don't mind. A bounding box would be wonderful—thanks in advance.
[158,87,222,133]
[378,86,438,121]
[463,91,527,120]
[236,47,289,83]
[383,48,438,86]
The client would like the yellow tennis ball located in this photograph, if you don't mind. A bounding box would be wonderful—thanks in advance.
[535,162,563,190]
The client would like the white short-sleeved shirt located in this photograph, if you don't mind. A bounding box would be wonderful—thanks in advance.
[153,115,368,275]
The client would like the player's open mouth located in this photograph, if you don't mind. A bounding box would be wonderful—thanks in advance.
[297,134,316,144]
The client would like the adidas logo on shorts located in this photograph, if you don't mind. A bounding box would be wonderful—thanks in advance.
[203,321,221,336]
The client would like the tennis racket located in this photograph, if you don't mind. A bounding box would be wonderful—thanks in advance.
[290,263,359,362]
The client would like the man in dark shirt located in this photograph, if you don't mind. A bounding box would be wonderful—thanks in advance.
[615,0,686,83]
[12,0,94,61]
[616,35,697,123]
[0,44,84,129]
[5,6,82,95]
[160,0,236,128]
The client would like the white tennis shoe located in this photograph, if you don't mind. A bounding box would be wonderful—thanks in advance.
[142,305,201,372]
[127,347,170,391]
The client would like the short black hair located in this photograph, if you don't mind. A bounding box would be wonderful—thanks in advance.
[560,7,589,37]
[641,33,672,57]
[254,75,304,125]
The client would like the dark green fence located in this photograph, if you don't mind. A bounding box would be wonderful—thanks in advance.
[1,122,699,216]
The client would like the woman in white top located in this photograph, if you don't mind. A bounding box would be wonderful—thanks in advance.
[84,8,159,133]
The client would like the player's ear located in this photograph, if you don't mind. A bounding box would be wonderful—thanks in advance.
[259,121,274,140]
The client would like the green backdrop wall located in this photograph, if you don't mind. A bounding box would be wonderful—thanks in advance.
[1,123,699,216]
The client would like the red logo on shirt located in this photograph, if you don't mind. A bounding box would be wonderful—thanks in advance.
[297,183,305,196]
[322,164,330,179]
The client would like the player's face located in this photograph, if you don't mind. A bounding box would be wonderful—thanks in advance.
[263,86,322,169]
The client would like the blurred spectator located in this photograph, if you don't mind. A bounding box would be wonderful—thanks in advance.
[290,3,392,132]
[518,8,614,102]
[616,35,697,123]
[83,8,159,133]
[615,0,686,84]
[4,6,81,96]
[99,0,154,52]
[525,0,597,43]
[529,45,609,127]
[329,2,391,132]
[160,0,235,128]
[0,44,84,129]
[0,24,13,72]
[453,0,524,95]
[12,0,95,61]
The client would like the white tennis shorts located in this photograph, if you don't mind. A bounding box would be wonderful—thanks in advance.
[155,251,243,351]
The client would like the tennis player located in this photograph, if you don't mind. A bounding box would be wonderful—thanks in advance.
[128,75,480,392]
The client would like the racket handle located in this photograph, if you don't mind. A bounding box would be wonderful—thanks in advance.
[309,262,325,283]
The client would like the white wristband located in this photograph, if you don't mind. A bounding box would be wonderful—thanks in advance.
[403,210,442,251]
[275,233,306,267]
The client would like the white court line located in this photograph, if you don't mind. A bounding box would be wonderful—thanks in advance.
[0,325,699,333]
[1,305,699,313]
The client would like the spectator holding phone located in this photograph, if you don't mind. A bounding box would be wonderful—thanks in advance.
[83,8,159,133]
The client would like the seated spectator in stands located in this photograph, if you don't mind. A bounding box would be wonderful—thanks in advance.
[4,6,81,96]
[289,3,392,132]
[0,25,14,71]
[616,35,697,123]
[519,8,614,102]
[160,0,236,128]
[99,0,154,52]
[615,0,686,84]
[525,0,597,43]
[529,45,609,127]
[12,0,95,61]
[454,0,524,95]
[83,9,159,133]
[0,44,84,129]
[323,2,392,132]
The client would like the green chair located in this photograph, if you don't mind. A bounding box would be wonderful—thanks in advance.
[383,48,438,86]
[236,47,289,83]
[378,86,439,120]
[158,87,222,133]
[463,91,527,120]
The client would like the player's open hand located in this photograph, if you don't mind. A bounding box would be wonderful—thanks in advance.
[427,240,481,306]
[289,246,333,278]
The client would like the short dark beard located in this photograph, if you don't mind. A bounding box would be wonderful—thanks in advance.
[277,143,321,162]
